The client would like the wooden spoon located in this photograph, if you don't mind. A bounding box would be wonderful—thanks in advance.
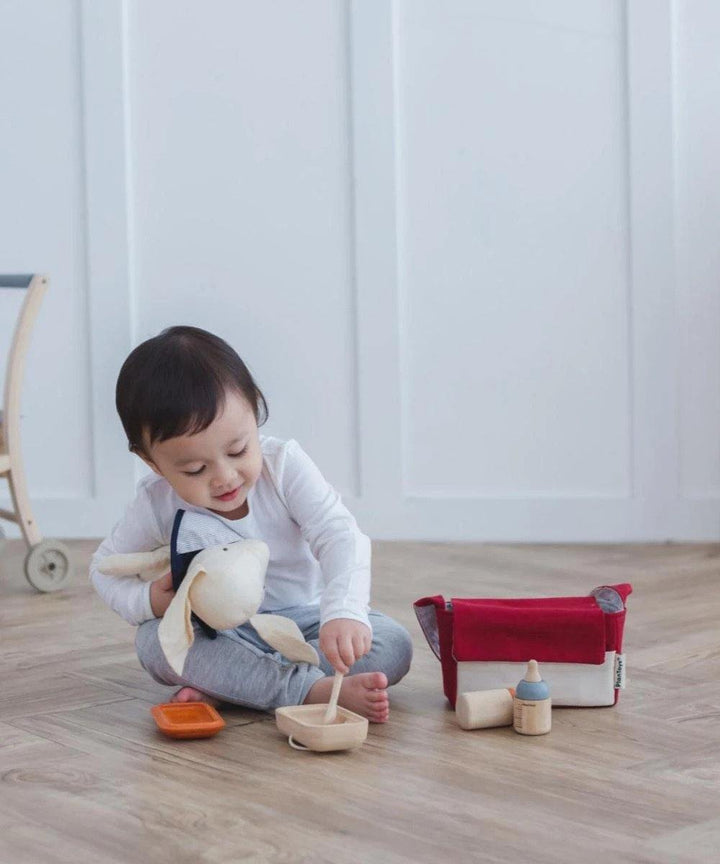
[323,671,344,724]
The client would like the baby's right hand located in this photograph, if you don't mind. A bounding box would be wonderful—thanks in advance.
[149,572,175,617]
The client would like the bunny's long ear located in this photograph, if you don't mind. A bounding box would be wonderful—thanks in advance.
[250,614,320,666]
[98,546,171,581]
[157,560,206,675]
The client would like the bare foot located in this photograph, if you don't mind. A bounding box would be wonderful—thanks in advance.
[170,686,220,708]
[304,672,390,723]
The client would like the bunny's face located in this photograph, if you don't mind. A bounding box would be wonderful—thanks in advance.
[187,540,270,630]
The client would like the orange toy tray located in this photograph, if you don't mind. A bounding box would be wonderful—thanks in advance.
[151,702,226,739]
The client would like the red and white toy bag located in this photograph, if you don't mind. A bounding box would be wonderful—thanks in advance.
[414,583,632,708]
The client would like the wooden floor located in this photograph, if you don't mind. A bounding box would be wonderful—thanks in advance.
[1,539,719,864]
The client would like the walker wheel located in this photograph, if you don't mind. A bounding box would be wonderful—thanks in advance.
[24,540,72,592]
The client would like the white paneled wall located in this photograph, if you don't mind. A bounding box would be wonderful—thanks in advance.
[0,0,94,503]
[126,0,360,497]
[675,1,720,501]
[395,1,631,499]
[0,0,718,541]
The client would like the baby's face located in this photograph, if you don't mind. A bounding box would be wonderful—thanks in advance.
[143,389,263,519]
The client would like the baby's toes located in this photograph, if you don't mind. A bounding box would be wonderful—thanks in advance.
[364,671,388,691]
[367,689,388,703]
[369,705,390,723]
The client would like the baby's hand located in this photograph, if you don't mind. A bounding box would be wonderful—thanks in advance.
[319,619,372,674]
[149,572,175,618]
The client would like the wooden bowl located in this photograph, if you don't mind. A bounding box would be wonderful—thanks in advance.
[275,704,368,752]
[151,702,226,739]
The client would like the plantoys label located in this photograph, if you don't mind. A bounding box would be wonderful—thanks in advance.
[614,653,626,689]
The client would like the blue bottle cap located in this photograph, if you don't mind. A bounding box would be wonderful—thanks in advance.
[515,659,550,701]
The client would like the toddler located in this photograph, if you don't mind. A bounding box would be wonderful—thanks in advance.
[90,326,412,722]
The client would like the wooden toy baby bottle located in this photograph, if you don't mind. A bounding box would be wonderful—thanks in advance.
[513,659,552,735]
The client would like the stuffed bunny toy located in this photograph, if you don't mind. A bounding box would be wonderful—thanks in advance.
[98,509,319,676]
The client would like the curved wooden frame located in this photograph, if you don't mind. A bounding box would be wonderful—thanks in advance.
[0,274,47,547]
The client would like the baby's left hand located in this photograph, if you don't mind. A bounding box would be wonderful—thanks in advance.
[319,618,372,674]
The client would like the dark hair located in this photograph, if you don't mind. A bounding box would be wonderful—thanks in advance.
[116,326,268,455]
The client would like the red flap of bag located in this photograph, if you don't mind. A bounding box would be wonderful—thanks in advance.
[452,597,607,665]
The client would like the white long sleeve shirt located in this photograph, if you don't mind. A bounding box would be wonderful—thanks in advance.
[90,437,372,631]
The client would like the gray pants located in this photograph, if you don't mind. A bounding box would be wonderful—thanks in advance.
[135,606,413,711]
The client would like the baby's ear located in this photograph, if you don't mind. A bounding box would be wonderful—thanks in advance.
[98,546,171,581]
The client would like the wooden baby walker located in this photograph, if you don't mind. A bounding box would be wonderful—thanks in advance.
[0,274,72,591]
